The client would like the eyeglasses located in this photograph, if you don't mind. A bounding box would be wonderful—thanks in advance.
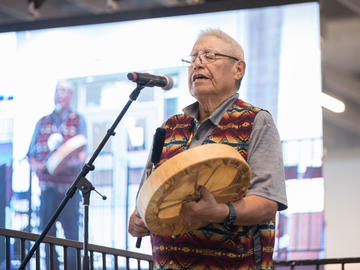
[181,50,239,67]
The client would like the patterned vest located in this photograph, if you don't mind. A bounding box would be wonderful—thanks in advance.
[151,99,275,270]
[34,111,82,188]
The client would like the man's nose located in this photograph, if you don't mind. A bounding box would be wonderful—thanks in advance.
[192,55,203,69]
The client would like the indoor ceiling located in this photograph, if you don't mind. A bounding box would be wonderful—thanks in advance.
[0,0,316,30]
[320,0,360,148]
[0,0,206,26]
[0,0,359,140]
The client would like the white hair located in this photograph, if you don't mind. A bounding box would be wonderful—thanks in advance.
[197,28,245,61]
[56,80,74,91]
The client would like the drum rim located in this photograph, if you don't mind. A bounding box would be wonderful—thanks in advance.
[137,143,250,235]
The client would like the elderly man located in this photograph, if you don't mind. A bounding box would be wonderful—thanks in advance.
[27,80,87,269]
[129,29,287,270]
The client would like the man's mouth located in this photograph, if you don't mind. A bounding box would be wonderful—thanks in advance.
[193,74,209,82]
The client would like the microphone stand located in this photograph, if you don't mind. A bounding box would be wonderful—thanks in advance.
[19,84,145,270]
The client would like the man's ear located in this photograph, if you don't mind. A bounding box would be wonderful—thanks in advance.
[234,60,246,80]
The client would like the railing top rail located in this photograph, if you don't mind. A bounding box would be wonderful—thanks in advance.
[0,227,152,261]
[2,227,360,266]
[274,257,360,266]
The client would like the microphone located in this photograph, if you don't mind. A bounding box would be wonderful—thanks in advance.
[151,127,166,164]
[127,72,173,90]
[136,127,166,248]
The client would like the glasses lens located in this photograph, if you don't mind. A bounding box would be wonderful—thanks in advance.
[181,51,217,66]
[202,51,216,63]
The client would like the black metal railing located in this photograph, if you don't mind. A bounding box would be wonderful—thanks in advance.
[1,227,360,270]
[274,257,360,269]
[0,227,153,270]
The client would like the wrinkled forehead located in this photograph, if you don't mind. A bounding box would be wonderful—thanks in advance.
[191,35,231,54]
[191,34,244,60]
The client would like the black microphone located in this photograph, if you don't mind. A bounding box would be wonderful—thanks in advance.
[136,127,166,248]
[151,128,166,164]
[127,72,173,90]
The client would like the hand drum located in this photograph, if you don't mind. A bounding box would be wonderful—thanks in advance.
[46,134,87,175]
[136,143,250,236]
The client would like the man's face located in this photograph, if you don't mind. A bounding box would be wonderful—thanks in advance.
[188,35,244,102]
[55,87,72,110]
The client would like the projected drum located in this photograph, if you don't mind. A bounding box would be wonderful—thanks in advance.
[46,134,87,175]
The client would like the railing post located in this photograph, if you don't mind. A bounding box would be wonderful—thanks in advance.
[36,246,40,270]
[90,250,94,270]
[77,248,82,270]
[49,243,55,270]
[114,254,118,270]
[20,238,26,262]
[102,252,106,270]
[63,246,68,270]
[5,236,10,270]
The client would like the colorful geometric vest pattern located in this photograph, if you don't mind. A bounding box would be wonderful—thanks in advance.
[151,99,275,270]
[34,111,82,186]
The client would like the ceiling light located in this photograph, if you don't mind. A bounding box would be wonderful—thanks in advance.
[321,92,345,113]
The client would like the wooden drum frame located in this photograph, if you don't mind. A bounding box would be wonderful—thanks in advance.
[46,134,87,176]
[137,143,250,236]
